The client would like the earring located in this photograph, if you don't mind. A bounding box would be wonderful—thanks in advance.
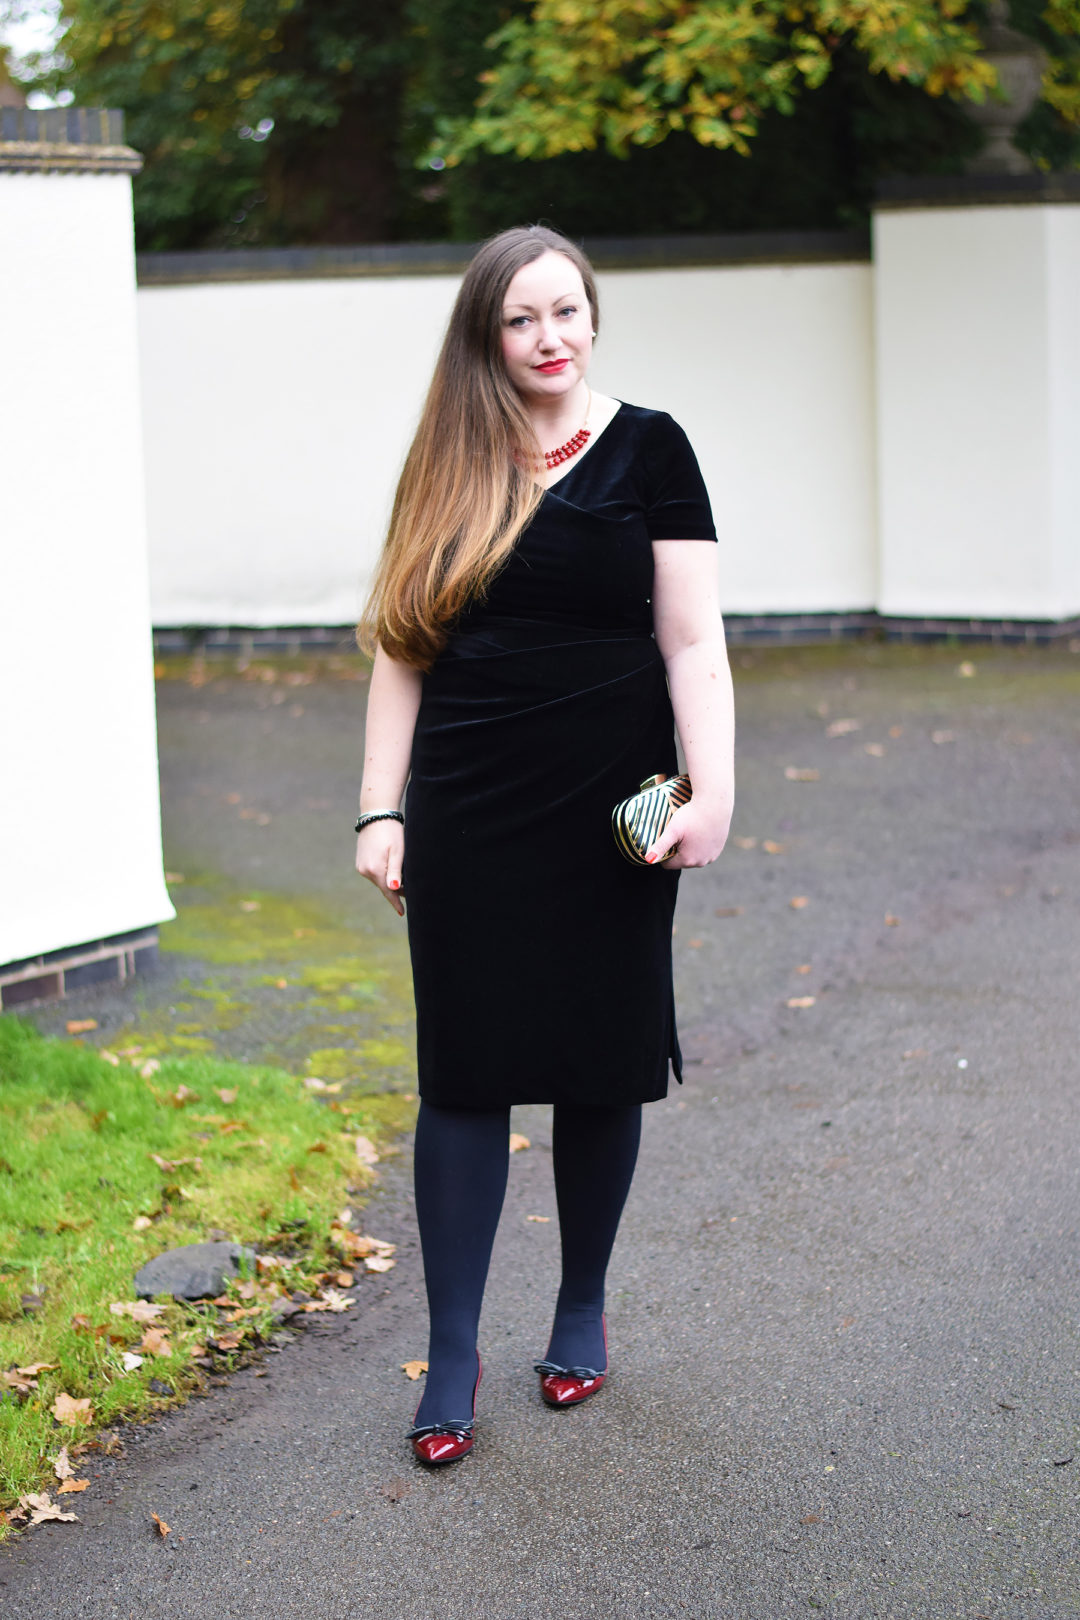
[591,330,597,337]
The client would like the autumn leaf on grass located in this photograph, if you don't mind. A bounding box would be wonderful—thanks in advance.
[150,1153,202,1173]
[121,1352,144,1372]
[151,1512,171,1538]
[401,1360,428,1380]
[133,1216,154,1231]
[168,1084,200,1106]
[214,1332,243,1352]
[110,1301,167,1323]
[16,1493,78,1525]
[354,1135,380,1168]
[52,1446,76,1482]
[509,1133,530,1153]
[215,1088,239,1105]
[140,1328,171,1356]
[51,1393,93,1427]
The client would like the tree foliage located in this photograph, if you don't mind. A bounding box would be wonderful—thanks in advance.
[2,0,1076,249]
[436,0,1078,167]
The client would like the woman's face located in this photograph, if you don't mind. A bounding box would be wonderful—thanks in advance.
[500,251,593,407]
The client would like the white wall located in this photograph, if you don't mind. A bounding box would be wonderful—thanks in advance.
[874,204,1080,621]
[138,261,878,625]
[0,170,174,963]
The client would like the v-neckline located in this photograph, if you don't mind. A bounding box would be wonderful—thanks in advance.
[539,401,625,494]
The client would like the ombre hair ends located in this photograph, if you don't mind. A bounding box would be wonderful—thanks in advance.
[359,226,600,671]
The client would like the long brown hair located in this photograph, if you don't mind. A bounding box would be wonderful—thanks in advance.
[359,225,600,670]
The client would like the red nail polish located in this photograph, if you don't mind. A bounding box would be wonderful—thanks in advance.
[389,879,400,890]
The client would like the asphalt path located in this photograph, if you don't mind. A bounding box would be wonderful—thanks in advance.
[4,641,1080,1619]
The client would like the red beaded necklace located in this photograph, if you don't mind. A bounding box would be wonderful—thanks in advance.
[542,389,592,471]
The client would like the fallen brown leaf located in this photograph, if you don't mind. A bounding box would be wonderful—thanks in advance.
[110,1301,167,1323]
[401,1360,428,1381]
[801,1513,821,1524]
[509,1133,530,1153]
[52,1446,75,1481]
[786,996,816,1009]
[50,1393,93,1427]
[354,1135,380,1167]
[335,1271,355,1287]
[168,1085,200,1105]
[140,1327,171,1356]
[304,1288,355,1313]
[70,1315,93,1333]
[364,1256,396,1274]
[215,1088,239,1105]
[214,1332,242,1352]
[17,1362,57,1379]
[133,1216,154,1231]
[732,836,757,850]
[57,1478,89,1495]
[66,1019,98,1034]
[18,1492,78,1525]
[526,1214,551,1222]
[795,963,812,974]
[151,1511,171,1537]
[687,938,703,949]
[789,896,810,910]
[761,840,786,854]
[784,767,820,782]
[885,913,901,927]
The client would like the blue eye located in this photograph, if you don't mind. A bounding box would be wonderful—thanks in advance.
[507,315,530,328]
[558,305,578,318]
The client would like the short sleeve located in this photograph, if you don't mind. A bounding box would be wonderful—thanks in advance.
[642,413,717,542]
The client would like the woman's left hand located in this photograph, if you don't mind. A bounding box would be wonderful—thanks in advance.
[644,799,731,870]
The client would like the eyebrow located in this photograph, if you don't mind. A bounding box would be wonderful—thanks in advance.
[502,291,580,313]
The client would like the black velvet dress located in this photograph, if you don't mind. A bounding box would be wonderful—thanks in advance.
[403,403,717,1109]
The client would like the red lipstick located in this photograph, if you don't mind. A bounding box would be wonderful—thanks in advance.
[534,359,570,373]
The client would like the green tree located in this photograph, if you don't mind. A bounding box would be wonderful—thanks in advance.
[2,0,419,248]
[438,0,1079,169]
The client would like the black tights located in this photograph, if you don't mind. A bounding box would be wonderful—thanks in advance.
[412,1100,642,1426]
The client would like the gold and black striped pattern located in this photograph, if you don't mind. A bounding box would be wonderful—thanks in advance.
[612,773,693,865]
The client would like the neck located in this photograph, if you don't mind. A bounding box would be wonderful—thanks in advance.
[523,378,590,447]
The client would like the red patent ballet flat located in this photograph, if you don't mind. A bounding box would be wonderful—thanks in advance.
[406,1353,481,1465]
[535,1316,608,1407]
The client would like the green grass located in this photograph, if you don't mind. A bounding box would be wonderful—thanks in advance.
[0,1015,415,1528]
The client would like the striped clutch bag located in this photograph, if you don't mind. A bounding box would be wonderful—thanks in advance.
[612,773,693,865]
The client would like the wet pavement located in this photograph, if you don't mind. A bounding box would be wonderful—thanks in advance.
[4,640,1080,1619]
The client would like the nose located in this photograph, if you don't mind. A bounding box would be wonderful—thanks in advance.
[536,318,561,351]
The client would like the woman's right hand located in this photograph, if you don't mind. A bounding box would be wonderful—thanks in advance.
[355,820,406,917]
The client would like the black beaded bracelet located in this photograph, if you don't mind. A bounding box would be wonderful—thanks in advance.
[354,809,405,834]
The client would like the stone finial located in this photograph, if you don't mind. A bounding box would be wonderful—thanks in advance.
[967,0,1047,176]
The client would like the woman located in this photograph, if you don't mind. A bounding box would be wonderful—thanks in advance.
[356,225,734,1465]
